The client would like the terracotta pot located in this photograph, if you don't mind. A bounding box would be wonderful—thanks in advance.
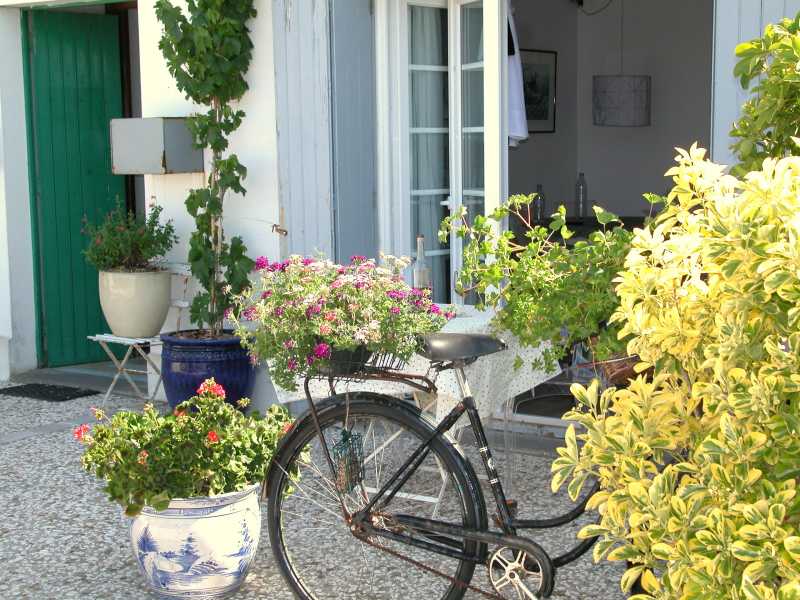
[98,270,171,338]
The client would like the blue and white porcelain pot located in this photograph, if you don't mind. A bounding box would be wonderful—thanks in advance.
[129,484,261,599]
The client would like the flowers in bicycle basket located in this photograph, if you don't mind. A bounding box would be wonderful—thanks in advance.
[230,254,453,391]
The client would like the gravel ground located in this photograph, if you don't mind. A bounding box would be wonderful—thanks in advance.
[0,386,624,600]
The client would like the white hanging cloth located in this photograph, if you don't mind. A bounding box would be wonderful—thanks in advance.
[507,0,528,147]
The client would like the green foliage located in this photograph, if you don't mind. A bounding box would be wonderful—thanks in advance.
[77,379,292,516]
[155,0,256,334]
[439,196,633,371]
[81,202,177,271]
[553,145,800,599]
[731,12,800,175]
[232,255,450,391]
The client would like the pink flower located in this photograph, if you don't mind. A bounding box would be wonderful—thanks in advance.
[390,306,401,315]
[197,378,226,399]
[261,290,272,299]
[72,423,90,442]
[242,305,258,321]
[302,257,314,266]
[206,430,220,444]
[387,290,406,300]
[429,304,441,315]
[306,303,322,318]
[330,278,345,289]
[137,450,149,465]
[445,311,456,320]
[323,311,338,322]
[283,339,296,349]
[319,323,332,335]
[350,255,367,263]
[224,307,233,319]
[287,357,298,371]
[313,342,332,359]
[274,307,285,317]
[254,256,269,270]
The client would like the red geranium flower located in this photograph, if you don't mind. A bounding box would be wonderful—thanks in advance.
[206,430,220,444]
[73,423,90,442]
[197,378,226,399]
[281,422,293,435]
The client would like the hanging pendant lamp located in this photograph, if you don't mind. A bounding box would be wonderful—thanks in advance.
[592,0,651,127]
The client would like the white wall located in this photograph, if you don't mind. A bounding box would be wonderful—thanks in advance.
[576,0,713,216]
[0,7,38,380]
[138,0,282,409]
[508,0,578,208]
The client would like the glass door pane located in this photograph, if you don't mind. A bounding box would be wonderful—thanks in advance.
[408,4,450,302]
[457,1,484,303]
[460,1,484,221]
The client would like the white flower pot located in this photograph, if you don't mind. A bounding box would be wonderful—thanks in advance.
[98,270,171,338]
[129,484,262,599]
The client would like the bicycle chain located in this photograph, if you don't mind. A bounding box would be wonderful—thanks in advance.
[357,532,505,600]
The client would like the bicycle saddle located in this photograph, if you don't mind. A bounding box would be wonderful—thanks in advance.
[418,332,507,362]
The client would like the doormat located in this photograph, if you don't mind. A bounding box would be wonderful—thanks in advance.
[2,383,98,402]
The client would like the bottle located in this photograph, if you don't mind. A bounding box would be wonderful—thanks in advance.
[575,172,588,218]
[413,234,432,292]
[533,184,546,222]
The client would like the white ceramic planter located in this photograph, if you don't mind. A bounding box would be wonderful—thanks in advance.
[129,484,262,599]
[98,270,171,338]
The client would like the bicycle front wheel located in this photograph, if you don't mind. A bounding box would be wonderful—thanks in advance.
[266,393,485,600]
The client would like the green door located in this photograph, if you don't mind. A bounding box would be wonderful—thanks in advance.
[25,10,125,366]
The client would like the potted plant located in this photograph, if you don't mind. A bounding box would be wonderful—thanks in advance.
[551,146,800,599]
[75,378,292,598]
[230,255,453,391]
[440,196,635,381]
[82,203,178,338]
[154,0,257,408]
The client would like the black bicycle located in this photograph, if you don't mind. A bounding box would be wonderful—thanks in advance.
[264,332,600,599]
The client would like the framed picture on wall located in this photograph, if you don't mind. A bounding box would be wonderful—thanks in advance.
[520,49,557,133]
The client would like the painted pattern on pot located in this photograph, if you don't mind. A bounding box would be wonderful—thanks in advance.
[129,484,261,598]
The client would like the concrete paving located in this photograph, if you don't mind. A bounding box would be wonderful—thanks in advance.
[0,377,624,600]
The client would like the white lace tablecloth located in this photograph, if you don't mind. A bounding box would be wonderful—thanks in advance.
[273,306,556,423]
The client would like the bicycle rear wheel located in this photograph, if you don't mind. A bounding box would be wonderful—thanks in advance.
[266,393,486,600]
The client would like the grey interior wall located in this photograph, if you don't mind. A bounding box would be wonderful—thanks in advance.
[576,0,713,216]
[508,0,578,209]
[508,0,713,218]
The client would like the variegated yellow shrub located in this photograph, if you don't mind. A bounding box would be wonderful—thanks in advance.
[552,145,800,600]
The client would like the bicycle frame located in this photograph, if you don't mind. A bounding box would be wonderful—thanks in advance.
[303,360,598,569]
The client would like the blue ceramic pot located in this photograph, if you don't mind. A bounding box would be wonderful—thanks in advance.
[130,484,261,599]
[160,331,256,410]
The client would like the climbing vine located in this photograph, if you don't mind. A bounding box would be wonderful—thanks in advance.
[155,0,256,335]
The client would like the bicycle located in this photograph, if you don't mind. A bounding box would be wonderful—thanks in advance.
[263,332,601,599]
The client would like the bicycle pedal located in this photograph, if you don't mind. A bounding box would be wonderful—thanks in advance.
[492,499,518,527]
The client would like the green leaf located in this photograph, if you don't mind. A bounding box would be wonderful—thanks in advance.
[784,536,800,560]
[779,581,800,600]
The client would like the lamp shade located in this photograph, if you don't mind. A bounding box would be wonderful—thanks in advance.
[592,75,651,127]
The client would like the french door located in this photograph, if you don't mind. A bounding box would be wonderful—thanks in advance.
[377,0,506,304]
